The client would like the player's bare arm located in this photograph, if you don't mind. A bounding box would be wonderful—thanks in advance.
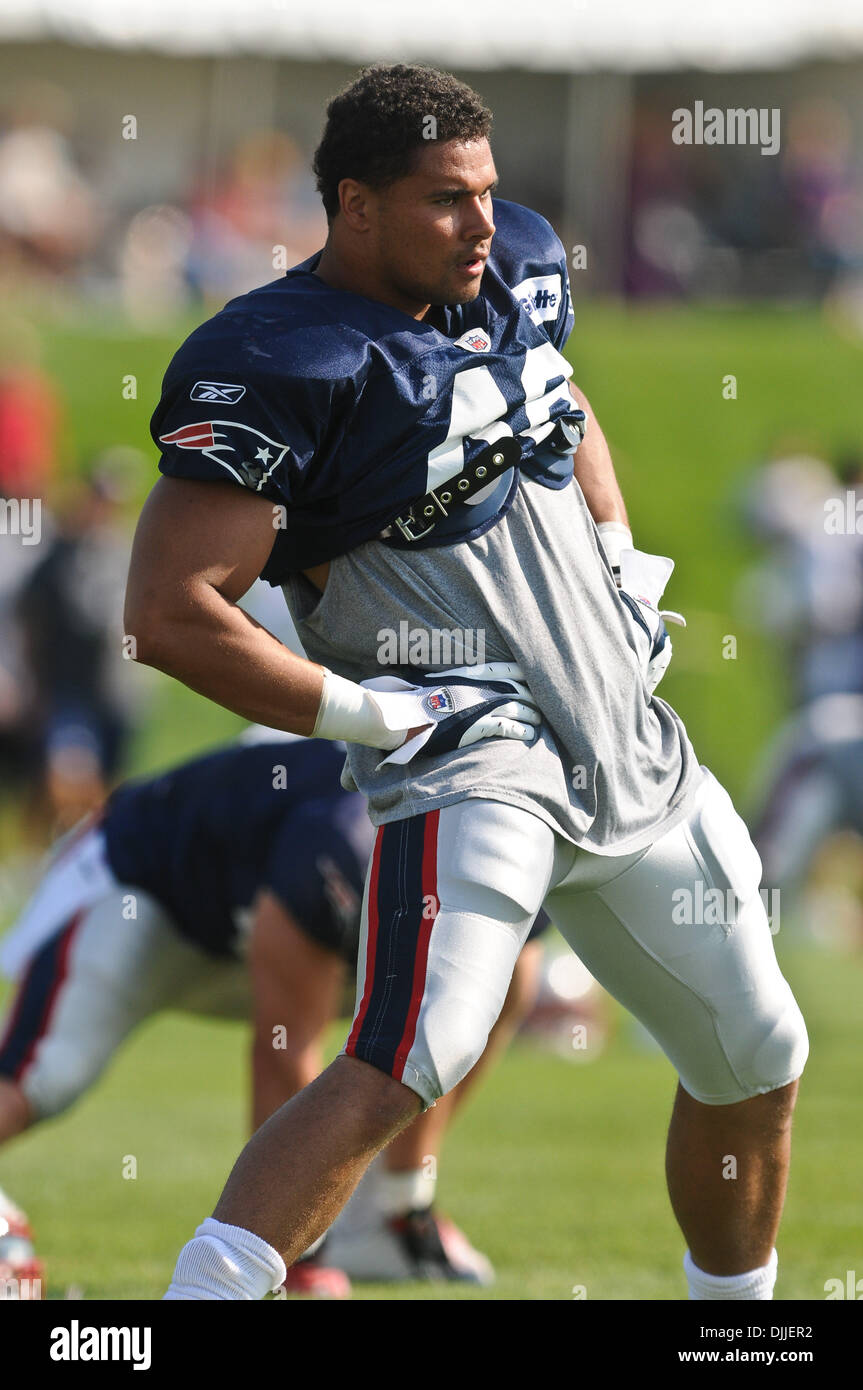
[567,381,630,529]
[124,476,325,734]
[125,479,539,755]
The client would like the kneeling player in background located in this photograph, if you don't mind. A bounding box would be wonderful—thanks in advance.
[740,451,863,932]
[0,732,545,1296]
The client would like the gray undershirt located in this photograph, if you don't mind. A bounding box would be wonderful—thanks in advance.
[282,471,701,855]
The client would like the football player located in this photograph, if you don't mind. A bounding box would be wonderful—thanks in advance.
[741,454,863,914]
[0,731,545,1294]
[124,64,808,1301]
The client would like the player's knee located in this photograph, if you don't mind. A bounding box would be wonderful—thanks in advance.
[417,995,501,1102]
[350,1008,492,1110]
[728,988,809,1102]
[19,1045,106,1120]
[348,872,534,1109]
[417,905,530,1101]
[751,992,809,1095]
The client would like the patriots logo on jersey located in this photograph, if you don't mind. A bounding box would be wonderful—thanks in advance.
[424,688,454,714]
[158,420,289,491]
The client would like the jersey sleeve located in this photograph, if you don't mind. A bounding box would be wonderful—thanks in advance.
[532,221,574,354]
[549,242,575,355]
[495,199,575,355]
[150,362,337,510]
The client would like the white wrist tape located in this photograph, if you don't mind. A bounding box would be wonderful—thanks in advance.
[312,669,415,751]
[596,521,634,573]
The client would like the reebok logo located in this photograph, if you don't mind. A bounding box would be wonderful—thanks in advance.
[190,381,246,404]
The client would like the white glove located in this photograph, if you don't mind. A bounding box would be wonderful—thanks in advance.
[596,522,634,582]
[617,549,686,694]
[313,662,541,765]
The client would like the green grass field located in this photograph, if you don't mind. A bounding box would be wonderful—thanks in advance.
[2,943,859,1300]
[2,300,862,1299]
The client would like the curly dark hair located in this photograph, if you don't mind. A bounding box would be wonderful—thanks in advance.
[313,64,493,220]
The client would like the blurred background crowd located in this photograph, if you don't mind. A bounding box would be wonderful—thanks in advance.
[0,440,140,841]
[0,1,862,1300]
[1,73,863,312]
[0,9,862,908]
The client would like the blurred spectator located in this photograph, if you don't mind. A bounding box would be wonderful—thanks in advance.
[185,130,327,301]
[740,446,863,939]
[740,449,863,705]
[0,510,54,810]
[0,319,62,500]
[0,322,62,813]
[119,204,194,325]
[624,106,704,298]
[115,131,327,319]
[783,100,859,282]
[0,82,98,280]
[14,450,143,837]
[624,93,863,302]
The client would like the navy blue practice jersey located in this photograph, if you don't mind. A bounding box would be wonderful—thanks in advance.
[102,739,374,961]
[151,198,580,578]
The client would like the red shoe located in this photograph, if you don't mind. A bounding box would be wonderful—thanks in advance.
[279,1258,351,1300]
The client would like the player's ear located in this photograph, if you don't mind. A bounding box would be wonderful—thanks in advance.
[336,178,373,233]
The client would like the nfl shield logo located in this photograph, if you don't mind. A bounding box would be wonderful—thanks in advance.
[426,688,454,714]
[455,327,491,353]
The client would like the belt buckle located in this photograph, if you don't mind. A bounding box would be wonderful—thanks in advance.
[391,489,449,543]
[392,511,436,542]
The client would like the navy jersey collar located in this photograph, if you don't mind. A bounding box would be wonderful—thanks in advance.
[284,248,464,339]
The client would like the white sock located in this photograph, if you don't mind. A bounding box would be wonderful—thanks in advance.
[163,1217,287,1300]
[684,1248,778,1300]
[378,1168,436,1217]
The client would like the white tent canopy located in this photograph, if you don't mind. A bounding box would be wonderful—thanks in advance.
[3,0,863,72]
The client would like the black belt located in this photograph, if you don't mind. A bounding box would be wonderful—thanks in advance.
[381,411,586,544]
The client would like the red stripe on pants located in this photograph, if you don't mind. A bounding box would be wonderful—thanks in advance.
[15,911,83,1082]
[392,810,440,1081]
